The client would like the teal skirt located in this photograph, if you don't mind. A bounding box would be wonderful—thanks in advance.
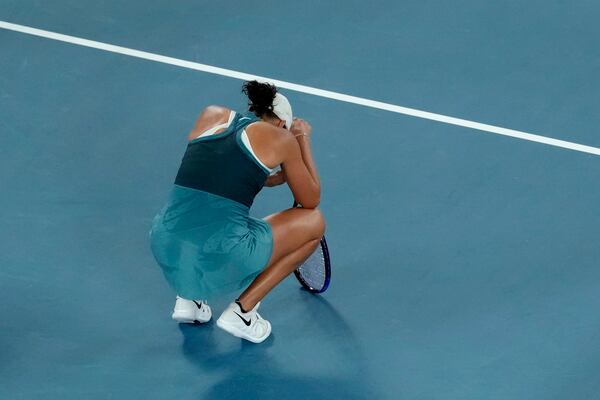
[149,184,274,300]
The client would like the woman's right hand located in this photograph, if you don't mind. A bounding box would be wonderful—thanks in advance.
[291,118,312,139]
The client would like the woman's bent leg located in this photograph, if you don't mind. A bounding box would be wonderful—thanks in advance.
[238,207,325,310]
[238,238,319,309]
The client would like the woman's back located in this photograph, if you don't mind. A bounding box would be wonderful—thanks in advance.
[175,110,271,208]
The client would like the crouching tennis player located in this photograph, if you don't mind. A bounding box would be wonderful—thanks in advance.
[149,81,324,343]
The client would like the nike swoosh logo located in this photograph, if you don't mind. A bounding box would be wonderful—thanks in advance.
[193,301,203,309]
[234,311,252,326]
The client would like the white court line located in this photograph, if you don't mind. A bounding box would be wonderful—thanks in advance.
[1,20,599,156]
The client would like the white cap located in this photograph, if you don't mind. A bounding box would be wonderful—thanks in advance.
[272,92,293,130]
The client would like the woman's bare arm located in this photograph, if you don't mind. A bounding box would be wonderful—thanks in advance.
[281,118,320,208]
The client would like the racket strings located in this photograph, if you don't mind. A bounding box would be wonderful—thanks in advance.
[297,246,327,290]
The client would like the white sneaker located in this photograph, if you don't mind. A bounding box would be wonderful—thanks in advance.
[216,301,272,343]
[171,296,212,323]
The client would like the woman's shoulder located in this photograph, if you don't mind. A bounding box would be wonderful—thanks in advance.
[246,119,291,142]
[199,105,232,121]
[188,105,233,140]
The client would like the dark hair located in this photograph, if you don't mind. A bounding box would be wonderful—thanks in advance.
[242,80,277,118]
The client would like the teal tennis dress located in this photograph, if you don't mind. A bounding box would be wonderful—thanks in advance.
[149,112,274,300]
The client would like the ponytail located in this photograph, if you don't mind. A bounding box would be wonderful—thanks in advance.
[241,80,277,117]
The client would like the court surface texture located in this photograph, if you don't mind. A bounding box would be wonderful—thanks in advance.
[1,1,599,399]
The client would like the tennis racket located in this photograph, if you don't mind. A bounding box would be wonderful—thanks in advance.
[292,200,331,293]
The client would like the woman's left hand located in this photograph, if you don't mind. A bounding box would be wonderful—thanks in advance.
[264,170,286,187]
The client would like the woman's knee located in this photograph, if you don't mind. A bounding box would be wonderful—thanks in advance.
[264,206,325,242]
[306,208,326,239]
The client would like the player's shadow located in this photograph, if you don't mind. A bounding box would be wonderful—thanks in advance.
[178,292,377,400]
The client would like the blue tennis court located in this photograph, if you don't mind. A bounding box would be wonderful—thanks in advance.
[2,1,600,399]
